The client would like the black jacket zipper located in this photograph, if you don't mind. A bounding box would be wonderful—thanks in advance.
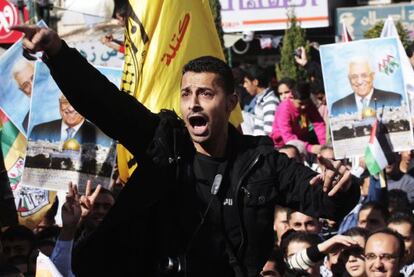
[234,154,262,258]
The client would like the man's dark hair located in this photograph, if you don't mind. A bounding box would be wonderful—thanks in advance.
[242,64,269,88]
[274,205,290,217]
[277,78,295,91]
[343,227,369,240]
[359,201,390,221]
[286,209,317,224]
[366,227,405,259]
[387,190,411,214]
[113,0,130,20]
[388,212,414,235]
[1,225,35,243]
[183,56,235,95]
[280,231,322,258]
[291,82,311,101]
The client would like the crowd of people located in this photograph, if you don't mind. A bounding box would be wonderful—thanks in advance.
[2,14,414,277]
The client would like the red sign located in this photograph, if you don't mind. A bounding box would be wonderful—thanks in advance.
[0,0,21,44]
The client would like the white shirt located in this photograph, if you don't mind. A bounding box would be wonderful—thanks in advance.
[60,120,84,141]
[354,89,374,113]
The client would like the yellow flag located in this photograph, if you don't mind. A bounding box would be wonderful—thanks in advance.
[118,0,243,182]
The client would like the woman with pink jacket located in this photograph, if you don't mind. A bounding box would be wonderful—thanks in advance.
[271,82,326,154]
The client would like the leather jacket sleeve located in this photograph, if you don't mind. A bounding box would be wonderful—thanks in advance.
[274,152,361,221]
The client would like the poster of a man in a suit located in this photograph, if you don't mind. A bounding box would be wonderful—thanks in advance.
[320,37,413,158]
[30,94,105,144]
[330,57,402,116]
[23,61,120,192]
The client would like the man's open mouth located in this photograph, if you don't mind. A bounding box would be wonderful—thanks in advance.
[188,115,208,135]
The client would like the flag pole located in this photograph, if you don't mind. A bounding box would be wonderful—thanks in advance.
[378,104,387,189]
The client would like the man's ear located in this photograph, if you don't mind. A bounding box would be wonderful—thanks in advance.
[226,92,239,112]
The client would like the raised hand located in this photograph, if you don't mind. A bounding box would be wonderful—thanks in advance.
[60,182,81,240]
[294,46,308,67]
[309,156,352,197]
[79,180,102,219]
[317,234,359,254]
[10,25,62,57]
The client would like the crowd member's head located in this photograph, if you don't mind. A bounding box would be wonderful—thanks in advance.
[387,213,414,266]
[357,202,388,232]
[113,0,129,26]
[318,145,335,165]
[291,82,312,111]
[12,58,34,97]
[83,187,115,229]
[287,210,321,234]
[277,78,295,101]
[309,80,326,107]
[34,226,60,256]
[364,228,405,277]
[242,65,269,96]
[383,153,399,176]
[348,57,375,99]
[278,145,301,163]
[273,206,290,245]
[339,227,369,277]
[59,95,85,128]
[281,231,322,277]
[387,189,411,215]
[285,140,306,162]
[399,150,413,174]
[1,225,35,261]
[180,56,238,154]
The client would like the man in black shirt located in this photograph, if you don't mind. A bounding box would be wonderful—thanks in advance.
[12,25,360,277]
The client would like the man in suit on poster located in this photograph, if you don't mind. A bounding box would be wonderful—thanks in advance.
[30,95,103,144]
[331,57,402,116]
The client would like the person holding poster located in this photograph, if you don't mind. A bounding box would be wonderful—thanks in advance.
[331,57,402,116]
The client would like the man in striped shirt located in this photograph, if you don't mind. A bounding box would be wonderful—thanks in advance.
[243,65,279,136]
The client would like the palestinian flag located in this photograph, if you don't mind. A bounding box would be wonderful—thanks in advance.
[364,119,393,176]
[0,108,26,186]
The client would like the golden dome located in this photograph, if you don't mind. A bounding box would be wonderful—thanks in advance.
[361,107,377,119]
[63,138,81,151]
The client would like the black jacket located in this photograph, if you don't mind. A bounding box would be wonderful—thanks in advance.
[45,42,360,277]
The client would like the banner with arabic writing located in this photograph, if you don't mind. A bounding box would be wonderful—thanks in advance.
[117,0,243,182]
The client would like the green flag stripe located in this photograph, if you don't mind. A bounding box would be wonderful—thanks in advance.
[1,120,20,157]
[365,145,382,175]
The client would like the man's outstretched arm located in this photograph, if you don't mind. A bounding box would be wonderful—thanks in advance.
[12,25,159,158]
